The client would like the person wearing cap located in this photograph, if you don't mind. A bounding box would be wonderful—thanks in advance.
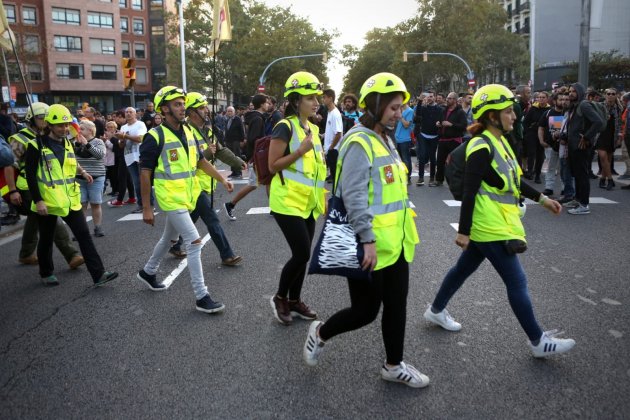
[4,102,84,269]
[422,84,576,359]
[166,91,244,266]
[267,71,327,326]
[302,72,426,388]
[23,104,118,286]
[135,86,233,314]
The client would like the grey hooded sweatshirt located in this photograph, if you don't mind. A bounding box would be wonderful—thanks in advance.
[566,82,605,150]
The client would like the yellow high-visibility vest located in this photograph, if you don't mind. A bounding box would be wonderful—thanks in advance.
[189,124,215,194]
[9,127,36,191]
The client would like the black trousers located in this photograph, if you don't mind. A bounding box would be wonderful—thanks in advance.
[569,147,591,206]
[106,164,118,194]
[435,140,461,182]
[272,212,316,300]
[326,149,339,183]
[525,136,545,177]
[319,253,409,365]
[37,209,105,281]
[116,163,135,202]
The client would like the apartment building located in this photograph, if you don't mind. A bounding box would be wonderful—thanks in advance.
[3,0,153,113]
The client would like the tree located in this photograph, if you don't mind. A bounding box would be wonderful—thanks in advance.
[561,50,630,90]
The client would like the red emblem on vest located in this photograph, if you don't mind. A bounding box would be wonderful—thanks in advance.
[383,165,394,184]
[169,150,179,161]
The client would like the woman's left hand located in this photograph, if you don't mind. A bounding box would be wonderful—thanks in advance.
[542,197,562,215]
[84,172,94,184]
[361,242,377,272]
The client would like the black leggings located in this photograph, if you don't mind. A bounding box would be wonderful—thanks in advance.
[272,212,315,300]
[319,253,409,365]
[116,164,135,202]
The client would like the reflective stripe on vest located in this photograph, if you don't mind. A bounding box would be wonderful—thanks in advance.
[281,119,326,189]
[190,124,215,194]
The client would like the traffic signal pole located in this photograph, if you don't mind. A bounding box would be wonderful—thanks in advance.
[258,53,327,91]
[403,51,476,89]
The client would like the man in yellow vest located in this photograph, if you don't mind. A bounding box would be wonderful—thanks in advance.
[166,91,244,265]
[4,102,84,268]
[24,104,118,286]
[136,86,233,313]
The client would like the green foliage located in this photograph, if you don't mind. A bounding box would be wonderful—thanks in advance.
[341,0,528,96]
[561,50,630,90]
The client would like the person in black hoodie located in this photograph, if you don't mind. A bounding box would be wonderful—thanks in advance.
[522,91,550,183]
[564,82,606,215]
[413,90,443,186]
[223,94,270,220]
[432,92,468,187]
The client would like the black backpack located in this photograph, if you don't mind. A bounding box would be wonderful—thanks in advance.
[342,112,360,134]
[444,134,494,201]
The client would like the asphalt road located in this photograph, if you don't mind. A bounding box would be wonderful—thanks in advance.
[1,164,629,419]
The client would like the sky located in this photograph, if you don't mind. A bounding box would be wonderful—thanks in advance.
[259,0,419,93]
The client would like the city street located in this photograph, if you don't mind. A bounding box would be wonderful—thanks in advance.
[1,165,629,418]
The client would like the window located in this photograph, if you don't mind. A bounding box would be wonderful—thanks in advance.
[136,68,147,84]
[28,63,42,81]
[90,38,115,55]
[134,43,145,59]
[119,0,126,7]
[91,64,116,80]
[121,42,130,58]
[120,17,128,33]
[132,18,144,34]
[87,12,113,28]
[23,35,39,53]
[151,0,163,5]
[52,7,80,25]
[54,35,82,52]
[22,6,36,25]
[57,64,84,79]
[5,5,16,23]
[151,25,164,35]
[131,0,142,10]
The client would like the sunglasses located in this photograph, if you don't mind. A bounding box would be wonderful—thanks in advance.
[471,95,517,114]
[286,82,323,92]
[606,92,616,96]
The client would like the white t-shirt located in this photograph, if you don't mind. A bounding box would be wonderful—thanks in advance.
[324,107,343,151]
[122,120,147,166]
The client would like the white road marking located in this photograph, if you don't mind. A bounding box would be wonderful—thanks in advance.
[0,231,23,247]
[443,200,462,207]
[577,295,597,305]
[450,223,459,231]
[409,201,416,208]
[161,234,211,288]
[589,197,618,204]
[246,207,270,215]
[609,330,623,338]
[117,212,159,222]
[601,298,621,306]
[551,266,562,273]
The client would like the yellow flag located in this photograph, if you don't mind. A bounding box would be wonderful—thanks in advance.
[0,3,16,51]
[213,0,232,41]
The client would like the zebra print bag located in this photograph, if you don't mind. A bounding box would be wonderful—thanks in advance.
[308,194,371,280]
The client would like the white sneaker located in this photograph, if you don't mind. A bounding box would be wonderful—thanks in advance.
[567,204,590,215]
[381,361,429,388]
[303,320,325,366]
[423,306,462,331]
[530,330,576,358]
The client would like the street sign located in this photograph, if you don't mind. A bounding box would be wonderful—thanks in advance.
[10,86,16,101]
[257,84,265,92]
[9,100,15,108]
[468,79,476,86]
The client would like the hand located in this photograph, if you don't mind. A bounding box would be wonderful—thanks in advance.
[361,242,377,272]
[35,200,48,216]
[82,172,94,184]
[142,207,154,226]
[435,121,441,127]
[441,120,453,127]
[208,143,217,154]
[222,180,234,193]
[298,133,314,155]
[578,136,590,150]
[541,142,549,148]
[241,162,247,171]
[9,191,22,206]
[455,233,470,250]
[76,134,87,145]
[542,197,562,215]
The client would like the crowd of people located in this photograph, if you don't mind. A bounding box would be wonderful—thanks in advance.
[4,71,630,390]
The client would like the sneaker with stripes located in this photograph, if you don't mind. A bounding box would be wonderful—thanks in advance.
[380,361,430,388]
[530,330,576,358]
[303,320,325,366]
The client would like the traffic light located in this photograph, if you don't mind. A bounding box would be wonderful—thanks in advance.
[403,51,408,62]
[423,51,428,62]
[121,58,136,90]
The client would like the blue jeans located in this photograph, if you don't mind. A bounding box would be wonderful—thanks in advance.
[171,191,235,260]
[560,157,575,198]
[128,162,154,207]
[396,141,412,181]
[415,134,438,178]
[431,240,543,341]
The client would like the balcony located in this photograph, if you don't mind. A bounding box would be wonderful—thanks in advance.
[520,1,530,12]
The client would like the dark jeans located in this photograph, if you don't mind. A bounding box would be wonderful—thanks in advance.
[172,191,235,260]
[432,240,543,341]
[106,164,118,194]
[568,147,591,206]
[16,188,78,261]
[128,162,154,207]
[396,141,412,181]
[37,209,105,281]
[227,141,242,176]
[272,212,316,300]
[319,253,409,365]
[416,134,438,179]
[525,136,545,177]
[326,149,339,183]
[435,140,461,182]
[116,162,135,202]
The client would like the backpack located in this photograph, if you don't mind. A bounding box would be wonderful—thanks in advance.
[342,112,359,134]
[577,101,608,134]
[444,134,494,201]
[252,135,286,186]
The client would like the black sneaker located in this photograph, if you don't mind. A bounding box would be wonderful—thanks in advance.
[534,175,542,184]
[196,294,225,313]
[416,178,424,186]
[95,271,118,287]
[224,202,236,221]
[542,189,553,196]
[136,270,167,291]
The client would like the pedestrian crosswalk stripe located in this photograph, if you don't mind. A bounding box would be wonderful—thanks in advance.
[117,212,159,222]
[162,233,211,288]
[443,200,461,207]
[246,207,270,215]
[589,197,618,204]
[450,223,459,231]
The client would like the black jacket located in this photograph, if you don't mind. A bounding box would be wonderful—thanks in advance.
[244,110,265,161]
[224,115,245,144]
[439,105,468,139]
[566,83,605,150]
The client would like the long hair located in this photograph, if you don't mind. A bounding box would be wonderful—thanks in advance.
[358,92,401,130]
[283,92,301,118]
